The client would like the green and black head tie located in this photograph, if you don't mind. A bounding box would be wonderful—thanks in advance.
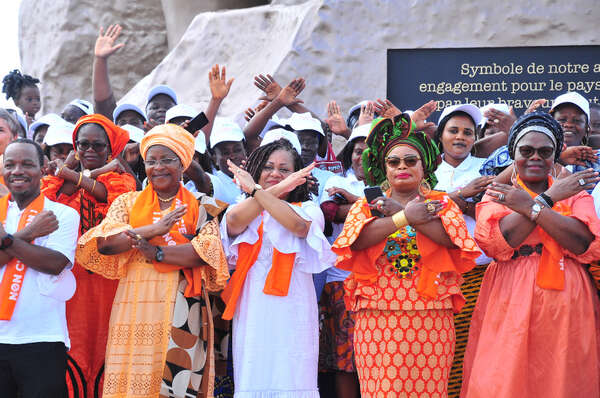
[362,113,441,188]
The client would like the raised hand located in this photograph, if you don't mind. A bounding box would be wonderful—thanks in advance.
[411,100,437,132]
[153,206,188,236]
[559,145,598,167]
[484,106,517,133]
[276,78,305,106]
[228,159,257,194]
[95,24,125,59]
[276,163,315,195]
[244,107,255,122]
[209,64,234,101]
[357,101,375,127]
[373,99,402,119]
[545,168,600,202]
[254,74,282,102]
[325,100,350,136]
[368,195,403,217]
[524,99,547,115]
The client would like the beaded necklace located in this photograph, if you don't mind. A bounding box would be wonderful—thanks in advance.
[384,225,421,279]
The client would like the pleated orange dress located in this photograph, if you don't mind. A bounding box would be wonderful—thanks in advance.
[461,191,600,398]
[333,192,480,397]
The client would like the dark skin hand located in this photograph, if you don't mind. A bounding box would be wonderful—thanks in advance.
[486,181,594,254]
[125,230,207,268]
[351,194,453,250]
[184,160,212,194]
[473,131,508,158]
[325,186,360,222]
[0,210,59,265]
[447,175,495,218]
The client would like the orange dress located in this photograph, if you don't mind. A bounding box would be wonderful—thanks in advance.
[461,192,600,398]
[42,172,136,398]
[333,192,480,397]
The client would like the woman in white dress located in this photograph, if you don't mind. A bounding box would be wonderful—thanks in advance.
[220,138,335,397]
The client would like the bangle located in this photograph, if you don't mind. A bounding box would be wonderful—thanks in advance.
[392,210,408,229]
[55,165,66,177]
[457,189,469,202]
[539,192,554,208]
[91,180,97,193]
[76,172,83,187]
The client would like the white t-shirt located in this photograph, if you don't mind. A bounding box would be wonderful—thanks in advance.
[434,154,491,265]
[211,170,243,205]
[0,197,79,347]
[312,166,334,203]
[320,170,366,283]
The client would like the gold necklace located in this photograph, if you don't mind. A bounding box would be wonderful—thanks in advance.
[157,194,177,202]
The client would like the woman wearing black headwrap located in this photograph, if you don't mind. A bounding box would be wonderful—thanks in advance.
[332,114,480,397]
[462,112,600,397]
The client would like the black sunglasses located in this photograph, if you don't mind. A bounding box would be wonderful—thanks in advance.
[76,140,108,152]
[385,155,421,168]
[517,145,554,159]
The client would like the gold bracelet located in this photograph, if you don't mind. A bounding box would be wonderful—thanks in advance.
[91,180,97,193]
[392,210,408,229]
[56,165,66,177]
[76,172,83,187]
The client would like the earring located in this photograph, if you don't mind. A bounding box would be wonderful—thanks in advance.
[419,180,431,196]
[510,166,518,186]
[381,179,390,192]
[75,153,79,161]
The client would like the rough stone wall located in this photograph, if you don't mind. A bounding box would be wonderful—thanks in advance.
[19,0,600,124]
[19,0,168,114]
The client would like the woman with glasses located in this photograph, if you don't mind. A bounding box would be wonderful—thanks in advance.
[220,139,335,397]
[461,112,600,397]
[76,124,228,397]
[41,114,136,398]
[332,114,480,397]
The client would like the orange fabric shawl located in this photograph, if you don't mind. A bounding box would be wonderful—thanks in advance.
[72,114,129,157]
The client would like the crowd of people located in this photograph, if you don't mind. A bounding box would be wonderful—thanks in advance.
[1,24,600,398]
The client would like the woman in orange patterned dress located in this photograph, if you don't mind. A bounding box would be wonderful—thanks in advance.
[333,114,480,397]
[41,114,136,398]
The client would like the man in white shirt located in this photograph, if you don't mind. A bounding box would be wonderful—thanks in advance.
[0,138,79,397]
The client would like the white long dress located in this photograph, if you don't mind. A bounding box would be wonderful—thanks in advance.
[220,200,336,398]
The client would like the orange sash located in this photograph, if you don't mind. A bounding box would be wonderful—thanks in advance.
[221,204,301,320]
[0,193,45,320]
[129,184,202,297]
[516,175,568,290]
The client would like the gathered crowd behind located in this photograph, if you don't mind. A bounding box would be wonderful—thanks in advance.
[1,23,600,398]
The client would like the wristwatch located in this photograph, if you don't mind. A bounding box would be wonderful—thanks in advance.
[155,246,164,262]
[250,184,263,197]
[530,202,543,222]
[82,169,91,178]
[0,234,14,250]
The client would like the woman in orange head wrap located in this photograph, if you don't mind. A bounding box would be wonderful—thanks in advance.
[41,114,137,398]
[76,124,228,398]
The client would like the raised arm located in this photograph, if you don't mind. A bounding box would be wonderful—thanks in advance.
[93,24,125,119]
[202,64,234,145]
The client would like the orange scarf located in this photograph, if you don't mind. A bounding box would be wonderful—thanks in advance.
[516,175,568,290]
[129,184,203,297]
[0,193,45,320]
[221,204,301,320]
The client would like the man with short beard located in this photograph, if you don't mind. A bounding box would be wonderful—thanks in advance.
[0,138,79,397]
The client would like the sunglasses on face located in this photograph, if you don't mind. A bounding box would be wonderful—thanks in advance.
[76,140,108,152]
[145,158,179,167]
[517,145,554,159]
[385,155,421,168]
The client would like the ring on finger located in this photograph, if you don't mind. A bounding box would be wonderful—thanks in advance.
[579,178,586,186]
[494,118,500,123]
[498,193,505,201]
[376,199,384,208]
[426,202,436,214]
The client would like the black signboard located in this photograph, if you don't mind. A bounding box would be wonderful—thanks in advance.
[387,46,600,122]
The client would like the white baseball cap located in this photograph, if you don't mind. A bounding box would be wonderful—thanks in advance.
[259,114,285,138]
[68,99,94,115]
[209,117,245,148]
[550,92,590,122]
[165,104,197,123]
[28,113,64,140]
[195,133,207,154]
[347,100,370,118]
[438,104,482,127]
[348,123,370,142]
[121,124,144,144]
[147,84,178,105]
[113,103,147,123]
[285,112,324,136]
[260,128,302,154]
[479,103,511,127]
[43,121,75,146]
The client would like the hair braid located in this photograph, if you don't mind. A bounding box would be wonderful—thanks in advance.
[2,69,40,101]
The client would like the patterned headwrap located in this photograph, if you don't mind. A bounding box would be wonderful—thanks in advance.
[141,124,195,169]
[73,114,130,157]
[362,114,442,187]
[508,111,564,162]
